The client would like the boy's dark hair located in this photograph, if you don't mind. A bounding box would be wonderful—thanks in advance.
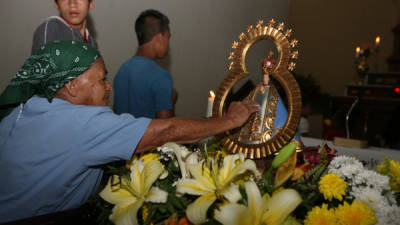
[135,9,169,46]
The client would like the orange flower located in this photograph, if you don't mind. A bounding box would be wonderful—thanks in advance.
[178,217,192,225]
[163,213,178,225]
[291,163,311,181]
[162,215,193,225]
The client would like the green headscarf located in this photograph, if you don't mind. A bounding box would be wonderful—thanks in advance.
[0,40,100,121]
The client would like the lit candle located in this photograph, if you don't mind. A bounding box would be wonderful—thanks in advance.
[375,36,381,46]
[355,46,361,58]
[206,90,215,118]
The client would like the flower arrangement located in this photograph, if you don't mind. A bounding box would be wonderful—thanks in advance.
[295,155,400,225]
[96,140,303,225]
[94,140,400,225]
[377,158,400,200]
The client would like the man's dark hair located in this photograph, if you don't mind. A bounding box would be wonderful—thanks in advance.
[135,9,169,46]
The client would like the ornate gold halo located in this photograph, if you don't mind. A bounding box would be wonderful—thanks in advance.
[213,19,302,159]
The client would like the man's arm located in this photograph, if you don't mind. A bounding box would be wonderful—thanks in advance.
[135,101,259,153]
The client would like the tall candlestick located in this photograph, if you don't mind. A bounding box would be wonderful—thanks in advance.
[206,90,215,118]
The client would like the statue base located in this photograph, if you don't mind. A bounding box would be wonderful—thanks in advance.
[334,137,368,148]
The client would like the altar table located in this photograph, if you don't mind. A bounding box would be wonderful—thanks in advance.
[301,137,400,163]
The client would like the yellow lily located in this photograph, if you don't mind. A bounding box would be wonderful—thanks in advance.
[100,160,168,225]
[176,153,260,224]
[214,181,302,225]
[126,153,169,179]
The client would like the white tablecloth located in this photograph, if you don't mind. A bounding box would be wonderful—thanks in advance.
[301,137,400,163]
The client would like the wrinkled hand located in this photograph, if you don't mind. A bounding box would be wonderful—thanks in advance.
[226,101,260,128]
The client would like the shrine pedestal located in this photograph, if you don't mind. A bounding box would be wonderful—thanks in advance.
[334,137,368,148]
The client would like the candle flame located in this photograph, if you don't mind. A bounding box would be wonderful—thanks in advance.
[209,90,215,98]
[356,46,361,53]
[376,36,381,44]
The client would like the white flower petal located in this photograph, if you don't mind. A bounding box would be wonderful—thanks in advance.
[99,175,136,205]
[214,203,250,225]
[146,186,168,203]
[130,161,144,194]
[110,199,144,225]
[177,179,213,196]
[219,154,240,181]
[188,164,216,189]
[163,142,189,178]
[261,189,302,225]
[186,193,217,225]
[222,159,260,185]
[142,160,164,193]
[159,170,169,179]
[185,152,199,168]
[244,181,262,214]
[222,184,241,203]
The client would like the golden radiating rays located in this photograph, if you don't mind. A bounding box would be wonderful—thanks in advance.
[214,19,302,159]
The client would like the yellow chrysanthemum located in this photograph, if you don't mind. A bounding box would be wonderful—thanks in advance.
[389,160,400,192]
[335,201,377,225]
[140,153,160,164]
[304,204,336,225]
[377,159,390,174]
[319,173,347,201]
[377,158,400,193]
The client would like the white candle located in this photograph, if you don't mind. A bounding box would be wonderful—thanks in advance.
[206,90,215,118]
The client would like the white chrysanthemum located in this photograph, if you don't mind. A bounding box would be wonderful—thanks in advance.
[348,178,399,225]
[351,186,383,206]
[385,205,400,225]
[359,170,390,192]
[328,156,365,183]
[383,191,398,205]
[375,204,400,225]
[329,155,364,170]
[351,186,396,225]
[336,164,363,179]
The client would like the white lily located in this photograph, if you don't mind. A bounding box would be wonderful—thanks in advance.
[214,181,302,225]
[126,153,169,179]
[162,142,199,178]
[99,160,168,225]
[176,153,261,224]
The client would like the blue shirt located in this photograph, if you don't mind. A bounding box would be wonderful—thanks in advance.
[0,96,151,223]
[113,56,173,119]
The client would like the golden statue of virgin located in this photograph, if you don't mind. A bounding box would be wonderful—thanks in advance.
[238,50,278,144]
[213,19,303,159]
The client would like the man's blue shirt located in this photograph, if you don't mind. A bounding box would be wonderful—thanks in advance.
[113,56,173,119]
[0,96,150,223]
